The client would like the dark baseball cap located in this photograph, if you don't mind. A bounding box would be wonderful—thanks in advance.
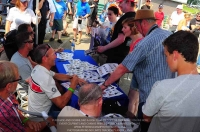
[159,4,163,8]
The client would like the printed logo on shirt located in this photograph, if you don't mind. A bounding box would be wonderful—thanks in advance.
[52,87,57,92]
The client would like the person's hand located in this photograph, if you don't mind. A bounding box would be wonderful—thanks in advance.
[35,9,41,17]
[78,78,87,86]
[69,11,73,15]
[62,14,66,20]
[100,85,107,91]
[26,120,41,131]
[55,47,64,53]
[70,75,79,88]
[49,21,53,27]
[97,46,106,53]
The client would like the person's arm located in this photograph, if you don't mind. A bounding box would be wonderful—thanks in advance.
[51,75,78,109]
[177,19,183,31]
[97,33,125,53]
[142,81,162,122]
[5,20,12,34]
[38,0,45,9]
[68,2,72,14]
[100,64,129,90]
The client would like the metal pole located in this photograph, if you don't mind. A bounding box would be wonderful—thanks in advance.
[138,0,143,9]
[35,0,39,45]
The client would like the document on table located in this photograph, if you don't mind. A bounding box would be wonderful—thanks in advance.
[96,63,118,77]
[57,52,73,60]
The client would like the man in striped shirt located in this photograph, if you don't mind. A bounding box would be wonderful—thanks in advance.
[100,10,174,132]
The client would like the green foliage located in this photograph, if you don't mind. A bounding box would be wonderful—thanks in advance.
[183,5,200,14]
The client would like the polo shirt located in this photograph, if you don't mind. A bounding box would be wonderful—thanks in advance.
[28,65,61,114]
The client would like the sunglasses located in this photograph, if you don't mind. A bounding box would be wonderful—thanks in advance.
[10,78,22,83]
[197,16,200,17]
[24,40,34,44]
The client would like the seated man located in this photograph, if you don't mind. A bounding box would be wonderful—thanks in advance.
[11,31,34,80]
[28,44,85,118]
[142,31,200,132]
[0,61,55,131]
[57,83,110,131]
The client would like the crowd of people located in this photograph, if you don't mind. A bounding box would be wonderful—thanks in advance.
[0,0,200,132]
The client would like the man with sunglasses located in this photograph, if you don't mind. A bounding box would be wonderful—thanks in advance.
[141,0,151,9]
[11,31,34,81]
[0,61,55,132]
[28,44,86,118]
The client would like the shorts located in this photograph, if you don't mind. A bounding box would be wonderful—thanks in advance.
[87,16,96,27]
[66,14,73,23]
[130,74,138,91]
[72,17,86,32]
[52,19,63,31]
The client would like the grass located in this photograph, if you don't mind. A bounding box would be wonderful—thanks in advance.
[183,4,200,14]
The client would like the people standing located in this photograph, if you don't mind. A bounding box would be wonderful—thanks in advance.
[154,4,164,28]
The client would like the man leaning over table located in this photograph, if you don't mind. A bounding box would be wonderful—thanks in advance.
[100,9,174,132]
[28,44,86,119]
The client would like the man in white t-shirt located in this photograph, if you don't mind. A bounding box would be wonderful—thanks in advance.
[28,44,86,118]
[169,5,184,32]
[142,31,200,132]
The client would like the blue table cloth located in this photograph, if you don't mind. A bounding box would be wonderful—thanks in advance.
[55,50,129,110]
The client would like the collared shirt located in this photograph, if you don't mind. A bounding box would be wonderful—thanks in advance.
[0,95,25,132]
[170,11,185,26]
[122,25,174,103]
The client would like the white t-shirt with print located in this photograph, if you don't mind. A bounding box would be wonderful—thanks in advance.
[28,65,61,114]
[6,7,36,31]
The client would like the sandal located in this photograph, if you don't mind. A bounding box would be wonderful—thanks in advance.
[62,32,70,37]
[76,39,81,45]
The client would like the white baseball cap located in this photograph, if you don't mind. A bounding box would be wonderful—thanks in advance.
[176,5,183,9]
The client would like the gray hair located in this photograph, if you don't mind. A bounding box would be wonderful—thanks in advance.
[0,61,18,89]
[146,19,156,23]
[78,83,102,105]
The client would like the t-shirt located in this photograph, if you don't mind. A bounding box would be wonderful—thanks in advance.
[189,18,200,30]
[6,7,36,31]
[141,4,150,9]
[11,52,33,80]
[142,75,200,132]
[104,12,136,64]
[170,11,184,26]
[54,0,67,19]
[76,1,90,17]
[28,65,61,114]
[155,11,164,27]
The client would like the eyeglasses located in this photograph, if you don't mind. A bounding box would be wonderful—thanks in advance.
[197,16,200,17]
[24,40,34,44]
[42,44,51,57]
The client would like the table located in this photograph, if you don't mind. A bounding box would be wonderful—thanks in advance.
[55,50,129,113]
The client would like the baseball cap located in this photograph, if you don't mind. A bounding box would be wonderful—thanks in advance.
[158,4,163,8]
[116,0,135,2]
[176,5,183,9]
[20,0,29,2]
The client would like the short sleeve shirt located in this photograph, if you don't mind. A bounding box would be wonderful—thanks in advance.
[76,1,90,17]
[170,11,184,26]
[28,65,61,114]
[54,0,67,19]
[11,52,33,80]
[155,11,164,27]
[6,7,36,31]
[189,18,200,30]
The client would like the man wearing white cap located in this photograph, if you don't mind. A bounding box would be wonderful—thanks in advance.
[169,4,184,32]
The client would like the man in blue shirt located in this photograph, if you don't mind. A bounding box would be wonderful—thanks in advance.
[49,0,67,44]
[72,0,90,44]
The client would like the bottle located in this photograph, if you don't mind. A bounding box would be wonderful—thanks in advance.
[71,40,75,52]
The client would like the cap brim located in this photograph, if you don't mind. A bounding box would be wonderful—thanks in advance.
[133,17,158,21]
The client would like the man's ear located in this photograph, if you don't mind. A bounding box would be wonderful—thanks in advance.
[5,83,12,92]
[173,51,179,61]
